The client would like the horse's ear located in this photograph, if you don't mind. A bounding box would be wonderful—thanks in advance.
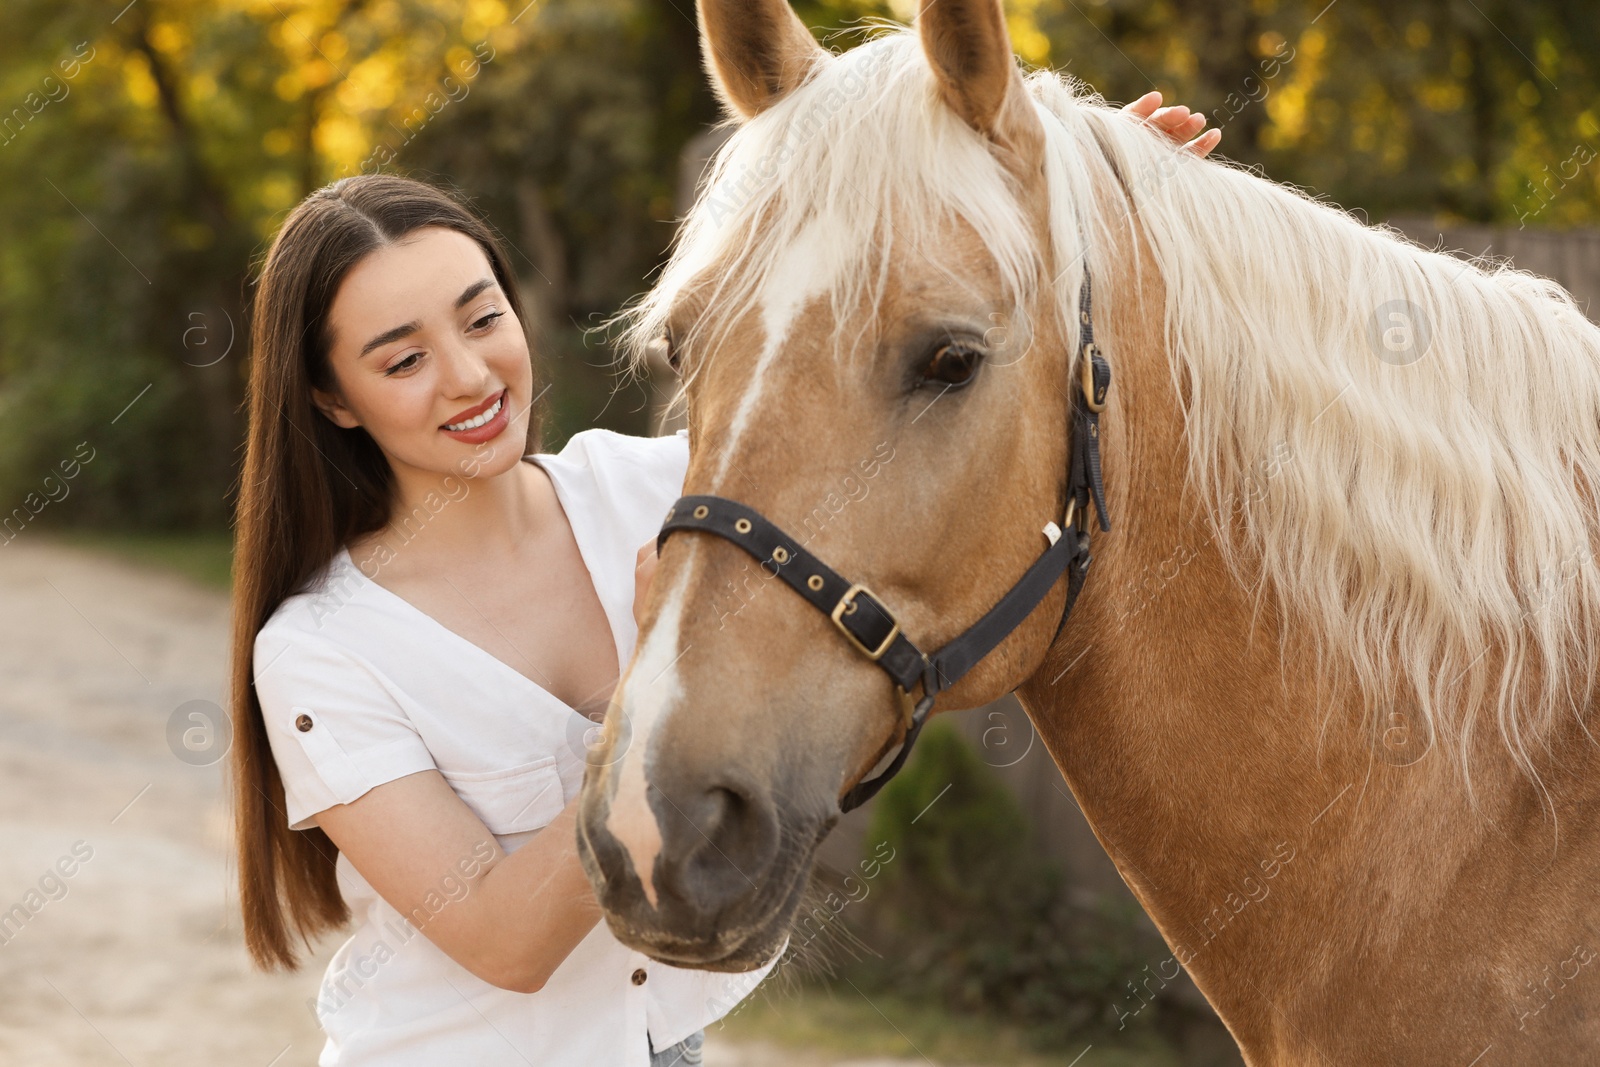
[697,0,829,120]
[916,0,1043,165]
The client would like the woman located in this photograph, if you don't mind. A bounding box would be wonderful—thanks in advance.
[229,94,1215,1067]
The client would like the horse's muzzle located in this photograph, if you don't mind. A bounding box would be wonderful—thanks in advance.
[576,759,816,970]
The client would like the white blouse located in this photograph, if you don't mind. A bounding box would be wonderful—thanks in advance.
[253,428,776,1067]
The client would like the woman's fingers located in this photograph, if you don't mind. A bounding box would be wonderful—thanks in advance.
[1151,105,1192,132]
[1173,112,1208,139]
[1124,91,1224,159]
[1185,127,1223,158]
[1122,90,1163,121]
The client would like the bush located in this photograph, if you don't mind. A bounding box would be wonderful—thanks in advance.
[835,721,1171,1045]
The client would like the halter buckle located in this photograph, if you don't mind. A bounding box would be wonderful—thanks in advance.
[831,583,899,661]
[1081,344,1107,413]
[896,685,917,729]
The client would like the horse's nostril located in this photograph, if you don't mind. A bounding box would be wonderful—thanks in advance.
[654,778,777,921]
[703,784,747,834]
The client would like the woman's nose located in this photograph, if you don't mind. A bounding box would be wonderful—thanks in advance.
[435,336,492,398]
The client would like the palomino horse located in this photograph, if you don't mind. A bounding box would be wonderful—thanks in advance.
[576,0,1600,1061]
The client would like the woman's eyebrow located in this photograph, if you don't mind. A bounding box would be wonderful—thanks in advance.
[358,278,499,358]
[454,277,497,308]
[360,320,421,357]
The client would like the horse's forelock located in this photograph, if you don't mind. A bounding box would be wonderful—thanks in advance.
[616,30,1063,375]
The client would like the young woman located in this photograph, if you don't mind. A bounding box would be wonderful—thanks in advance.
[229,94,1215,1067]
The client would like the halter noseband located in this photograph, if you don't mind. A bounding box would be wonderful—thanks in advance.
[656,274,1111,812]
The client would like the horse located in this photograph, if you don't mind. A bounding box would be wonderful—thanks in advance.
[575,0,1600,1061]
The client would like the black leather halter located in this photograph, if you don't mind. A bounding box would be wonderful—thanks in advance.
[656,275,1111,812]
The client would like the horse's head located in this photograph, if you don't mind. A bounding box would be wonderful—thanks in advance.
[576,0,1103,969]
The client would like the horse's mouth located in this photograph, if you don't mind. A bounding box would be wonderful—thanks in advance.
[611,919,790,972]
[611,857,807,969]
[588,838,813,972]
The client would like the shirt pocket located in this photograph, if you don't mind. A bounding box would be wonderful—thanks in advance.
[439,756,567,836]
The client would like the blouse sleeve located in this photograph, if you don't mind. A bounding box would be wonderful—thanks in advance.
[593,428,689,540]
[253,624,438,831]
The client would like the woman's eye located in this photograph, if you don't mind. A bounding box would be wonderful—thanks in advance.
[384,352,423,376]
[470,310,505,331]
[921,342,983,387]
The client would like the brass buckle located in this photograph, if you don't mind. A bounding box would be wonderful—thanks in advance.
[897,685,917,729]
[830,583,899,661]
[1081,344,1106,413]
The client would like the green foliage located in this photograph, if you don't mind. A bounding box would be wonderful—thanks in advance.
[1030,0,1600,226]
[717,982,1181,1066]
[56,530,235,589]
[843,722,1171,1045]
[0,0,733,531]
[0,0,1595,532]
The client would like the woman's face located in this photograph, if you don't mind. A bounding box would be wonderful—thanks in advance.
[316,225,533,481]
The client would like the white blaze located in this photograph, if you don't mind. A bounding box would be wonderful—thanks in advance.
[606,565,690,909]
[712,223,847,487]
[607,221,845,905]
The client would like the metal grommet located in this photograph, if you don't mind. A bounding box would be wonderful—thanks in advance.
[295,714,314,733]
[692,505,709,519]
[734,518,752,534]
[807,575,824,591]
[772,546,789,564]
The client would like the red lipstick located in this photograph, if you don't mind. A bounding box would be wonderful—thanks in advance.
[440,388,510,445]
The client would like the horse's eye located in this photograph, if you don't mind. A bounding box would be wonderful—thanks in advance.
[647,327,680,371]
[922,342,983,387]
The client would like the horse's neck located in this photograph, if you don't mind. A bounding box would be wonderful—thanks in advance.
[1016,243,1600,1062]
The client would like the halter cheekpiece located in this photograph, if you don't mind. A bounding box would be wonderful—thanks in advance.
[656,273,1111,812]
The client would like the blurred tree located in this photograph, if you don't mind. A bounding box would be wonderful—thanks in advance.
[399,0,720,436]
[0,0,894,531]
[0,0,1593,534]
[1027,0,1600,224]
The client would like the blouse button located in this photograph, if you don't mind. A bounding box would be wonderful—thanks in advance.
[295,714,314,733]
[631,968,647,986]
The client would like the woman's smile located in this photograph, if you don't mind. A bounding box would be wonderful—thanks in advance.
[441,388,510,443]
[313,224,536,479]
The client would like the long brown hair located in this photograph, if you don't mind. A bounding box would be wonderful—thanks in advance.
[231,174,542,969]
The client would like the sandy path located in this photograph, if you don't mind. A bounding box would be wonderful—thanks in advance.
[0,541,918,1067]
[0,541,332,1066]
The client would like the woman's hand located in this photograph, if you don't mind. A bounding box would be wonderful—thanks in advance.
[1123,91,1222,157]
[634,541,659,629]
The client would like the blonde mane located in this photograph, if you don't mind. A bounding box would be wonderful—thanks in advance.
[622,28,1600,774]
